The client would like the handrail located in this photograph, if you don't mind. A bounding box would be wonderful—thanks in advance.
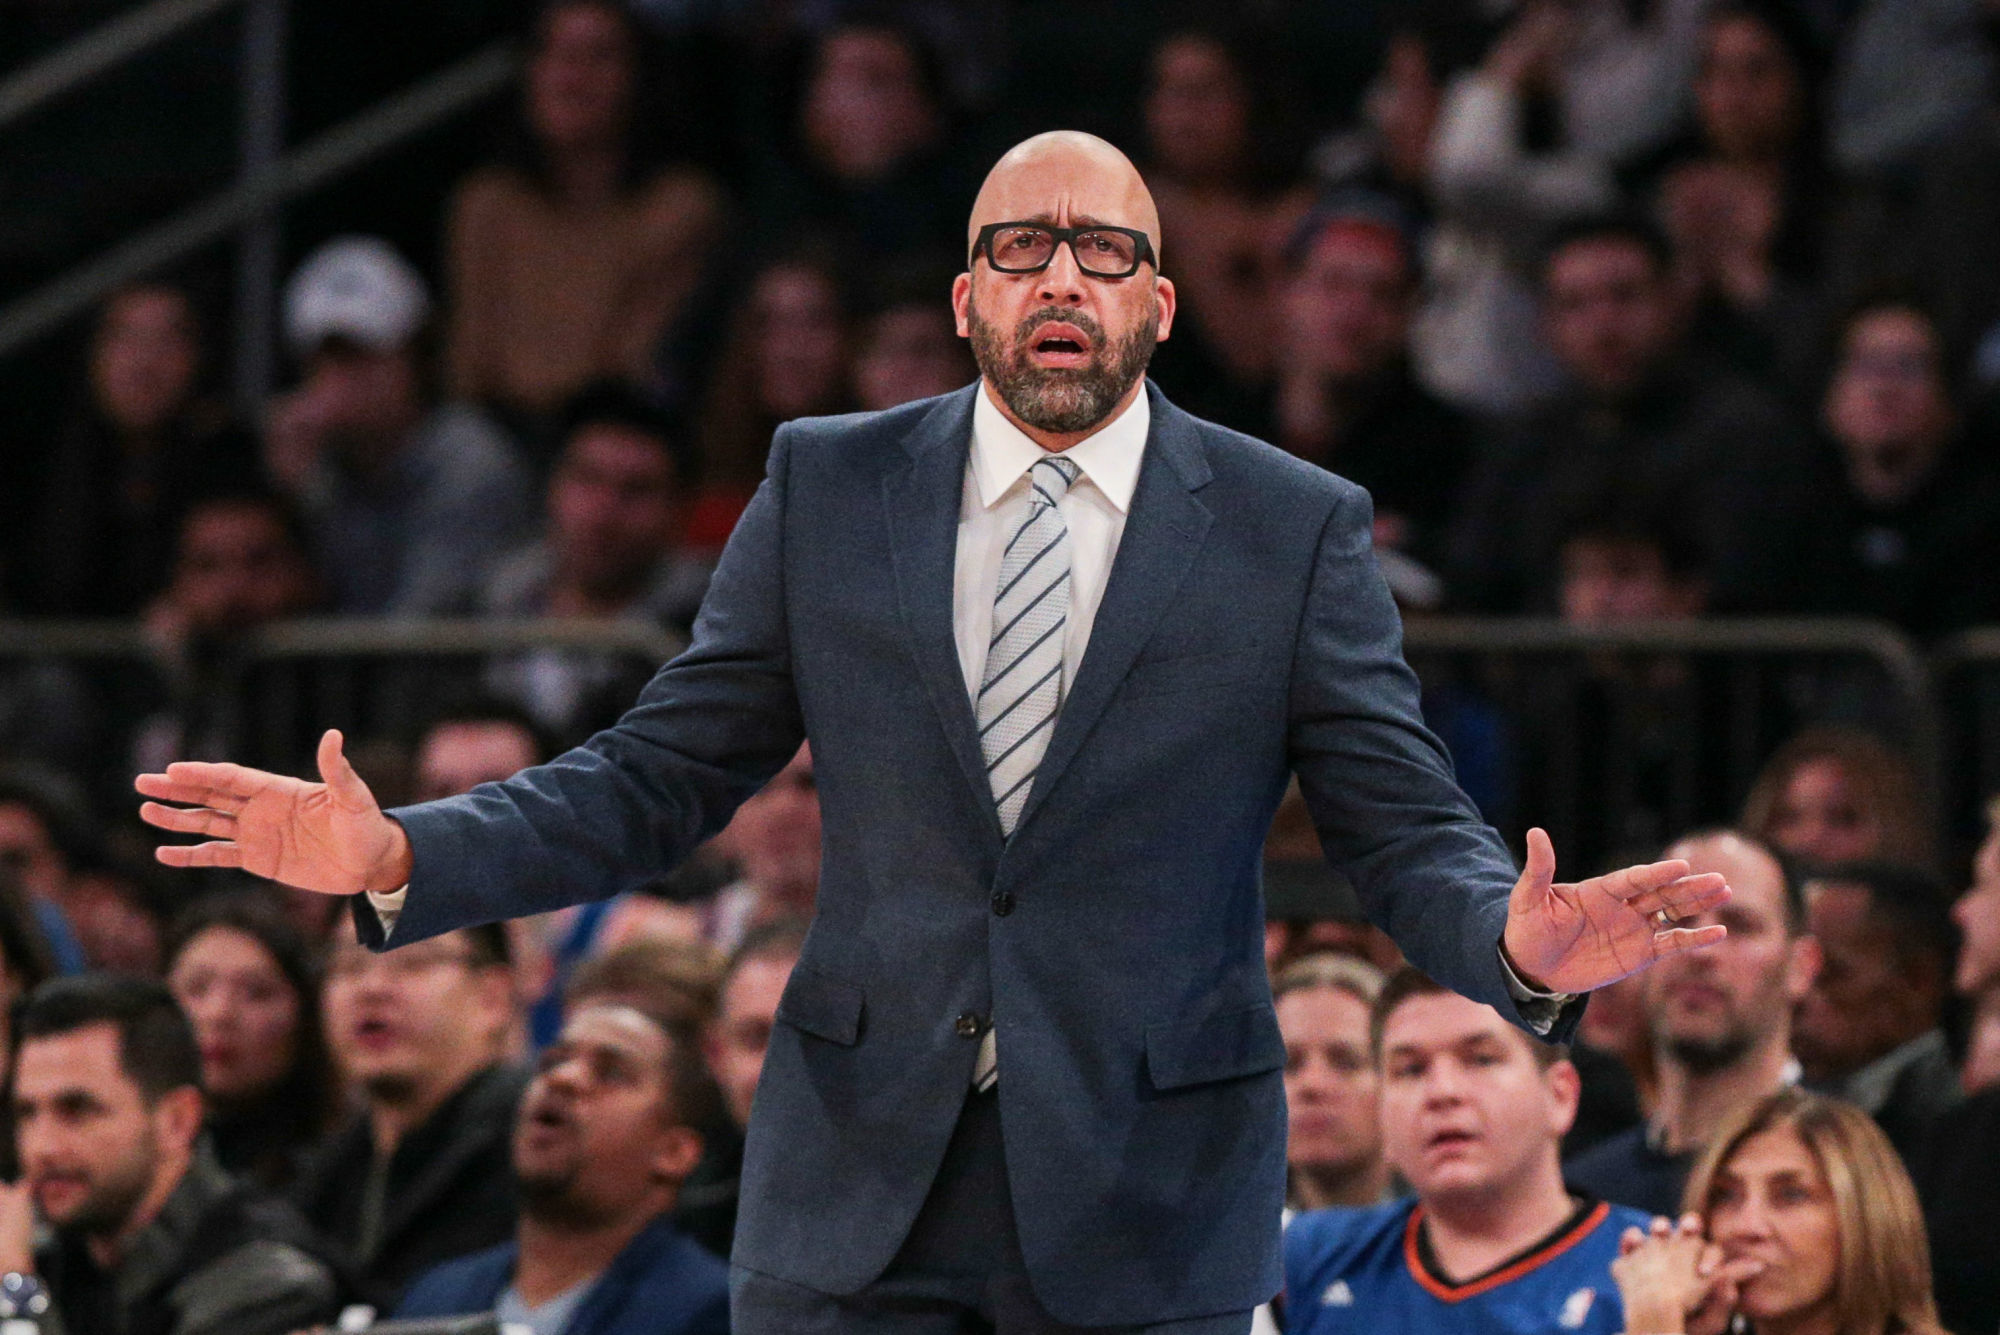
[0,0,243,130]
[0,616,684,663]
[0,42,516,361]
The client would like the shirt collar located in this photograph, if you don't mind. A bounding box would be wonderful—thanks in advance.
[970,379,1149,513]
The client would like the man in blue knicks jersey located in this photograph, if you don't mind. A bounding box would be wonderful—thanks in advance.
[1285,970,1649,1333]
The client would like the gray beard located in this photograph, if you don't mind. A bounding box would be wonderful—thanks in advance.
[968,301,1156,434]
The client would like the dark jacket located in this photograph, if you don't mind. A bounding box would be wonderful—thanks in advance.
[394,1214,728,1335]
[359,381,1553,1326]
[38,1147,343,1335]
[1917,1084,2000,1335]
[291,1063,527,1310]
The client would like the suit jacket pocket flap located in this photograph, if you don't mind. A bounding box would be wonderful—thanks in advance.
[1121,649,1256,699]
[775,963,865,1046]
[1145,1002,1285,1090]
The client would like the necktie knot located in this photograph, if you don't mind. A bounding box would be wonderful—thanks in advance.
[1028,456,1081,509]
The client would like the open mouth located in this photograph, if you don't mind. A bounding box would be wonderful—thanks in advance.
[1426,1128,1478,1153]
[1029,325,1092,366]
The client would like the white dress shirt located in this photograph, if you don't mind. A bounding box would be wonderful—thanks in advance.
[952,382,1150,1085]
[952,382,1149,698]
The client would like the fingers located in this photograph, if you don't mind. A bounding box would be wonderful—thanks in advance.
[154,841,245,870]
[133,771,252,812]
[138,802,236,837]
[1598,857,1694,901]
[1626,873,1732,923]
[317,729,377,813]
[1654,923,1728,956]
[1509,827,1557,911]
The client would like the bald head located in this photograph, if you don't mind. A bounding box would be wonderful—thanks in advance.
[968,132,1161,264]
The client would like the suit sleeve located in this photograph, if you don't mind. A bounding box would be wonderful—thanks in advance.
[356,426,807,948]
[1287,482,1581,1039]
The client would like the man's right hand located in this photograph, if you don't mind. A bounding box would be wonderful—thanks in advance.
[135,729,413,895]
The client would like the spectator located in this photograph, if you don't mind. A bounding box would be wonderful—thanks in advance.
[1792,864,1961,1162]
[1267,197,1473,581]
[1284,970,1649,1334]
[1509,496,1721,874]
[121,489,323,793]
[472,383,712,737]
[1789,298,2000,638]
[1612,1089,1947,1335]
[749,16,969,266]
[690,249,851,538]
[698,744,819,955]
[1741,725,1935,870]
[1420,0,1712,412]
[1647,2,1830,387]
[676,918,805,1261]
[447,0,723,436]
[3,975,342,1335]
[0,770,109,974]
[1566,830,1821,1216]
[294,924,526,1308]
[566,937,721,1033]
[1446,216,1813,615]
[394,1002,729,1335]
[850,261,975,411]
[408,701,563,1052]
[1923,796,2000,1334]
[1139,24,1309,404]
[265,236,534,615]
[27,281,258,618]
[0,870,54,1061]
[1274,953,1389,1211]
[411,698,549,805]
[164,894,340,1191]
[1827,0,1993,178]
[1952,794,2000,1086]
[1308,27,1447,223]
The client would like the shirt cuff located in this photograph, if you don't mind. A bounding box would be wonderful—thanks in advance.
[1497,941,1576,1037]
[365,886,408,940]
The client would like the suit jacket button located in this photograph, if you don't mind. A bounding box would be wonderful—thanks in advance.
[991,891,1015,917]
[954,1012,983,1039]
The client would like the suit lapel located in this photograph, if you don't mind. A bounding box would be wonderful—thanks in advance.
[881,385,1006,843]
[1014,382,1214,833]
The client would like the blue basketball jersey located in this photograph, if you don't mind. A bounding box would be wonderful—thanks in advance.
[1283,1197,1650,1334]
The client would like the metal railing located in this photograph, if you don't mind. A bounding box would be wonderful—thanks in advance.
[0,0,516,408]
[1399,618,1940,868]
[0,614,1991,857]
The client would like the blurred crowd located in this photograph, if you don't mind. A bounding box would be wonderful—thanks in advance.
[6,0,2000,1331]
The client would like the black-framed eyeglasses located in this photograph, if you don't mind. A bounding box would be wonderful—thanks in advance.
[971,222,1157,279]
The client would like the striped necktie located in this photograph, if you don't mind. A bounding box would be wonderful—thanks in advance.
[970,454,1079,1091]
[978,454,1081,835]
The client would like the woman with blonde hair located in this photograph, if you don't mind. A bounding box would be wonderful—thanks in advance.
[1611,1087,1945,1335]
[1741,726,1933,870]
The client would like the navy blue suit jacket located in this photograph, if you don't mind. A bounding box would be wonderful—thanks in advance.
[364,381,1545,1324]
[394,1215,728,1335]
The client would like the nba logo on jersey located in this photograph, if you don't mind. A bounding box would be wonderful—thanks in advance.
[1321,1281,1355,1308]
[1558,1288,1597,1329]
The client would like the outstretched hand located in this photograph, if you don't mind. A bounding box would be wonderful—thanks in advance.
[1500,828,1729,995]
[135,729,413,896]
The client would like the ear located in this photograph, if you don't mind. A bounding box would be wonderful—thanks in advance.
[1545,1056,1582,1140]
[952,272,973,339]
[1152,274,1177,343]
[155,1085,205,1153]
[1784,934,1824,1003]
[648,1123,705,1189]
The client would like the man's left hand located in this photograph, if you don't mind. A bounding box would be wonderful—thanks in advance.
[1501,827,1730,995]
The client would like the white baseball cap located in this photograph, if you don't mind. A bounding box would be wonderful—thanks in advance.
[284,236,431,357]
